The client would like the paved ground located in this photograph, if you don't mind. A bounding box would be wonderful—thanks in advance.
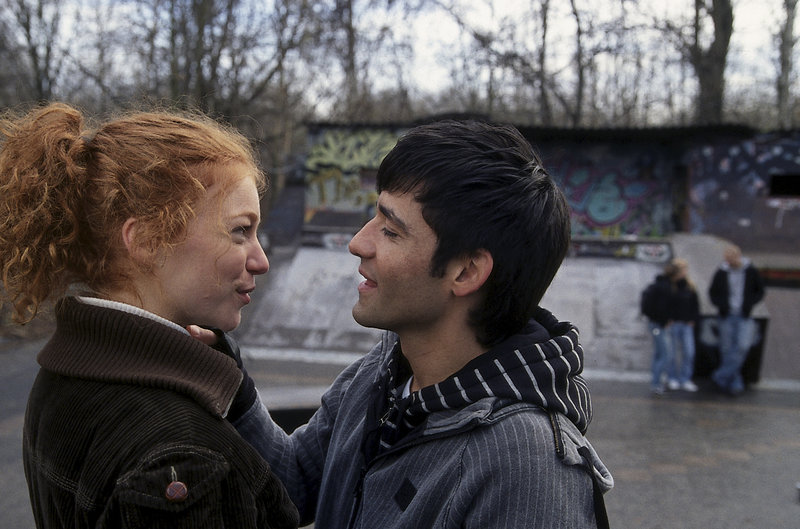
[248,356,800,529]
[3,334,799,529]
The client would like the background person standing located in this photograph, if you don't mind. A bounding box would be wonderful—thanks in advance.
[666,258,700,392]
[641,262,676,395]
[708,244,765,395]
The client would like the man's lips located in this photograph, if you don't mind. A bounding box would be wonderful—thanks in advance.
[357,268,377,292]
[358,279,377,293]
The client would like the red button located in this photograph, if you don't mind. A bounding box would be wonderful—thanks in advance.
[165,480,189,502]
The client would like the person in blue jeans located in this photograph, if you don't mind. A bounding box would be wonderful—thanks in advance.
[666,258,700,392]
[708,244,765,395]
[641,263,676,394]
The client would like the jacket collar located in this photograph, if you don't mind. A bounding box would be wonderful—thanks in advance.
[369,307,593,457]
[403,306,591,433]
[38,297,242,418]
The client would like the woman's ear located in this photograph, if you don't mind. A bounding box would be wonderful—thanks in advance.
[121,217,154,266]
[121,217,139,254]
[451,248,493,297]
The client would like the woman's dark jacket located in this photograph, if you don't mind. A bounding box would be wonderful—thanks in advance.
[668,278,700,323]
[641,274,673,326]
[23,297,298,529]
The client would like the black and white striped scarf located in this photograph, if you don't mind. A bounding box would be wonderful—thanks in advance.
[372,307,592,457]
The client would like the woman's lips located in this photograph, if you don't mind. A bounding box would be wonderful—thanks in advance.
[237,287,255,304]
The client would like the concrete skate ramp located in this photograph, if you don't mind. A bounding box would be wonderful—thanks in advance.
[540,233,769,373]
[240,234,795,382]
[240,247,382,352]
[240,242,673,371]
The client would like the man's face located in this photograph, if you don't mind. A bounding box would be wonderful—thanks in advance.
[724,247,742,269]
[348,191,453,336]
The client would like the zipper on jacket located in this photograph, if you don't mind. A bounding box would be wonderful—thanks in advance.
[346,466,368,529]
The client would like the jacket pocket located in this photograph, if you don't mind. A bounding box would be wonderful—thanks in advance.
[112,444,231,528]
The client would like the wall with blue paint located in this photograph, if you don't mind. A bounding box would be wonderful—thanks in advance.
[298,123,797,254]
[540,144,676,238]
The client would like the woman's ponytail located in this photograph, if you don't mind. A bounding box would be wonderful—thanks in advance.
[0,103,94,322]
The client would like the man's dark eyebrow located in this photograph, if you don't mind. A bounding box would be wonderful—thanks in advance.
[377,202,410,234]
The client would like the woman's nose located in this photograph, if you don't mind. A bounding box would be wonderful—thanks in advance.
[249,243,270,275]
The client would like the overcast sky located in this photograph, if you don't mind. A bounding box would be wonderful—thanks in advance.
[403,0,783,94]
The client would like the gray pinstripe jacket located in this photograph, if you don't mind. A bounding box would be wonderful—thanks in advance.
[234,313,613,528]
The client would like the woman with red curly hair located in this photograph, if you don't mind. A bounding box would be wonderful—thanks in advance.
[0,103,297,529]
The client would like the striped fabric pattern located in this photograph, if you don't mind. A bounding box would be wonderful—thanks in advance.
[376,307,592,454]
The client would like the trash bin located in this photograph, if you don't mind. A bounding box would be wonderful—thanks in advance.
[693,315,769,385]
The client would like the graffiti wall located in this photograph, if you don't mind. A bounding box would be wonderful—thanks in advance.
[685,132,800,252]
[300,123,795,254]
[569,238,673,263]
[304,127,402,222]
[540,144,676,238]
[303,126,680,243]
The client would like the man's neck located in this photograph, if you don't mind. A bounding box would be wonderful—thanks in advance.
[398,327,487,392]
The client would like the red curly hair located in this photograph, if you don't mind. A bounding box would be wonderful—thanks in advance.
[0,102,266,323]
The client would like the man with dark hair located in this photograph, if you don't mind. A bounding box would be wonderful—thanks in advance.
[231,120,613,528]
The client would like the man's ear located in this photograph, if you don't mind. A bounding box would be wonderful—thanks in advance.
[451,249,493,297]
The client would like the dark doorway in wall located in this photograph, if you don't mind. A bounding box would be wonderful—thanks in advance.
[769,173,800,197]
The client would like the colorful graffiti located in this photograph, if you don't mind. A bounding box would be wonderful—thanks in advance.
[302,127,677,239]
[297,124,797,253]
[546,148,675,237]
[304,128,401,220]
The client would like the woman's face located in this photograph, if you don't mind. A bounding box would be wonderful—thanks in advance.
[149,164,269,331]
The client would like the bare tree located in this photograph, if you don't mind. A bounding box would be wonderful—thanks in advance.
[108,0,318,179]
[0,0,786,132]
[537,0,553,125]
[435,0,645,127]
[691,0,733,124]
[333,0,361,117]
[777,0,798,129]
[662,0,733,125]
[0,7,24,106]
[437,0,555,124]
[121,1,311,116]
[566,0,586,127]
[307,0,427,122]
[3,0,64,102]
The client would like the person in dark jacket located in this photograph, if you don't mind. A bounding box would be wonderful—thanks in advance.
[641,263,676,394]
[0,103,298,528]
[666,258,700,392]
[219,120,613,528]
[708,244,765,395]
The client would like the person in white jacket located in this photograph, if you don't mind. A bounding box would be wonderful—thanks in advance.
[229,119,613,528]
